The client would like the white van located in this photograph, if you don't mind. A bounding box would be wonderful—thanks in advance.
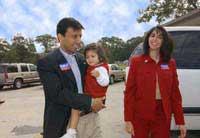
[125,26,200,130]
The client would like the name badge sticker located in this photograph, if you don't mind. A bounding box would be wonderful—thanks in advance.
[59,63,71,71]
[160,64,169,70]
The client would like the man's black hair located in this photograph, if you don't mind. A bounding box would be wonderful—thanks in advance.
[56,17,84,36]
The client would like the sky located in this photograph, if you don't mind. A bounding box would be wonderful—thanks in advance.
[0,0,158,52]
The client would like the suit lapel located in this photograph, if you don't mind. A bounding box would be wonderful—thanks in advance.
[54,49,76,83]
[54,49,87,90]
[74,53,87,84]
[55,49,67,65]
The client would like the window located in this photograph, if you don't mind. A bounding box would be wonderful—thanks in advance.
[21,65,29,72]
[111,65,116,70]
[7,65,18,73]
[130,45,143,57]
[115,66,120,70]
[129,44,144,65]
[29,65,37,71]
[0,66,5,73]
[111,65,119,70]
[169,31,200,69]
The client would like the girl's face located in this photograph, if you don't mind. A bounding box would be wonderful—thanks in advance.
[85,50,100,66]
[148,29,163,51]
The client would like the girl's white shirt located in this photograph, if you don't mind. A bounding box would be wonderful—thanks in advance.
[94,66,109,87]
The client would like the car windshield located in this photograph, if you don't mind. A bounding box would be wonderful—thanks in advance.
[128,43,144,64]
[130,43,143,58]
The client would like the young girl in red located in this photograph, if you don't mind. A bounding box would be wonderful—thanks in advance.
[61,43,109,138]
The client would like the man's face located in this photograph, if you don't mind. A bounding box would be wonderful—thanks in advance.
[74,29,83,51]
[58,27,82,53]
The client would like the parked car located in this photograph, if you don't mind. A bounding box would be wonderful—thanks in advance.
[108,64,125,84]
[125,26,200,130]
[0,63,40,89]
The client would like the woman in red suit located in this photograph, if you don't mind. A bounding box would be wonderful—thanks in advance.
[124,26,187,138]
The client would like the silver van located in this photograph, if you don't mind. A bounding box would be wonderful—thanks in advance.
[125,26,200,130]
[0,63,40,89]
[109,64,125,84]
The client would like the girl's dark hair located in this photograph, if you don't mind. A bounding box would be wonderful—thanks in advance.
[143,25,174,63]
[84,43,107,63]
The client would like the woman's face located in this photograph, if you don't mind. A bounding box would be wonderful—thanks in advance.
[85,50,100,66]
[148,29,163,51]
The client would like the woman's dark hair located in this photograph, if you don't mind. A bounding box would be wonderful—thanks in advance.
[84,43,107,63]
[143,25,174,63]
[56,17,84,36]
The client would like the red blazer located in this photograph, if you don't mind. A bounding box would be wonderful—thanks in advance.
[124,55,185,125]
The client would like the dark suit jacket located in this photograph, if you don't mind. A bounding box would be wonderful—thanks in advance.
[37,49,91,138]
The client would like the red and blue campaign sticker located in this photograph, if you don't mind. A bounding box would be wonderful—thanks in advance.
[160,64,169,70]
[59,63,71,71]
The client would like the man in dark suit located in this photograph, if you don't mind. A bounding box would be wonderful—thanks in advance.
[37,17,105,138]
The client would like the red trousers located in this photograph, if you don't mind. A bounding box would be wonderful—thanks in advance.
[132,100,170,138]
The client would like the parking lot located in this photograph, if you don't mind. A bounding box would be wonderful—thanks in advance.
[0,82,200,138]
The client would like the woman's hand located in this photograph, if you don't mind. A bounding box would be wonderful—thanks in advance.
[178,125,187,138]
[125,121,134,136]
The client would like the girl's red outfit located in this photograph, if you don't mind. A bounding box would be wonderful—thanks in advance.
[124,55,185,138]
[84,63,109,98]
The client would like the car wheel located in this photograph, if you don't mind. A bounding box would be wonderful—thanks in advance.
[14,79,23,89]
[122,76,126,81]
[0,85,3,90]
[110,76,115,84]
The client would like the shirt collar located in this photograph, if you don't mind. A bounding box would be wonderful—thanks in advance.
[143,54,163,64]
[59,48,76,57]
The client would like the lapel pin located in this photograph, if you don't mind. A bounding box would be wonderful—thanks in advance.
[160,64,169,70]
[59,63,71,71]
[144,60,148,63]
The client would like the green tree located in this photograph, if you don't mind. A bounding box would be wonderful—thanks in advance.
[125,36,144,58]
[2,34,38,64]
[98,36,126,63]
[35,34,57,53]
[97,36,144,63]
[0,39,10,62]
[137,0,200,23]
[26,38,36,53]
